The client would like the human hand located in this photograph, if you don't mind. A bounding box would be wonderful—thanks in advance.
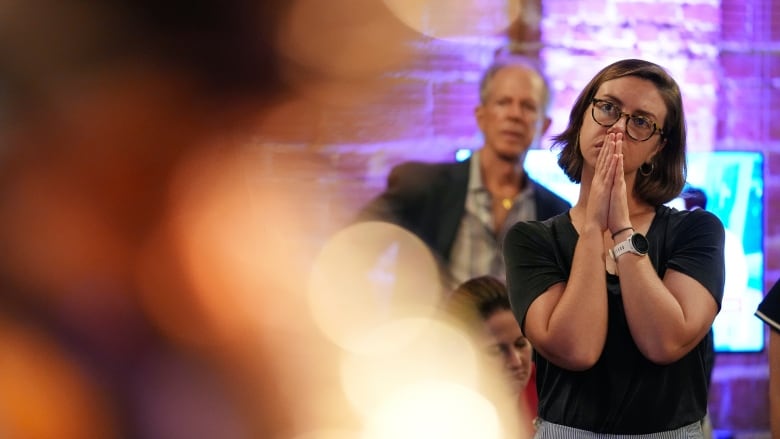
[607,133,630,234]
[586,133,619,232]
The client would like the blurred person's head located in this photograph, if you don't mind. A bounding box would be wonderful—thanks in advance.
[0,1,411,437]
[449,276,533,395]
[682,186,707,211]
[0,0,295,274]
[0,0,289,109]
[475,54,552,163]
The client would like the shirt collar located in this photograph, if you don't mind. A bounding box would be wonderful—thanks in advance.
[467,152,485,192]
[467,150,534,195]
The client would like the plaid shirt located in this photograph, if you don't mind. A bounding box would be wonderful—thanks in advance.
[448,153,535,285]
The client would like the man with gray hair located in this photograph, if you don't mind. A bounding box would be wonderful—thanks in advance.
[358,53,570,289]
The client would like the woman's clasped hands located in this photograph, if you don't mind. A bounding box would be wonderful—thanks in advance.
[586,132,632,238]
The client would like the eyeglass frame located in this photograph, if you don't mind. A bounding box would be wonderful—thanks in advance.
[590,98,664,142]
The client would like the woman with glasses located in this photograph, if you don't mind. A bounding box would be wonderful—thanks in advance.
[503,59,725,437]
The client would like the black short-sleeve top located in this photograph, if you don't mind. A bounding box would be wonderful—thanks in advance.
[503,205,725,434]
[756,279,780,333]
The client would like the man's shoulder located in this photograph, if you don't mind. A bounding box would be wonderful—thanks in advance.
[388,159,467,186]
[529,179,566,201]
[391,159,464,176]
[528,178,572,218]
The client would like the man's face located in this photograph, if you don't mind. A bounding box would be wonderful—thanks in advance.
[475,66,550,161]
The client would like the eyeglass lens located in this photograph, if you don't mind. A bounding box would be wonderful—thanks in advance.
[592,100,657,141]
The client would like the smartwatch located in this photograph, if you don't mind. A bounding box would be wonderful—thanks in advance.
[612,232,649,259]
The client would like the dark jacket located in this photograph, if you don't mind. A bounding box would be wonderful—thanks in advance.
[357,158,571,266]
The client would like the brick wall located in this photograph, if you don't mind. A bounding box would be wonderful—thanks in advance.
[255,0,779,433]
[712,0,777,432]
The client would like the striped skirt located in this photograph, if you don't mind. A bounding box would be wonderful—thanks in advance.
[533,419,704,439]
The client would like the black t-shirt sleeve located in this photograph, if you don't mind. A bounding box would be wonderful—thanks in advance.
[665,208,726,309]
[504,219,568,332]
[756,279,780,333]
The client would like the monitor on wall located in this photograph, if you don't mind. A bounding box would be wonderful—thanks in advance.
[457,148,765,353]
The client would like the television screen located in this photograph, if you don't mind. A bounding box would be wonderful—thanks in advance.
[457,148,765,353]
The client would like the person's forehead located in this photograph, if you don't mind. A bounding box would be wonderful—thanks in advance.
[488,65,546,97]
[493,65,542,84]
[596,76,666,116]
[483,310,523,338]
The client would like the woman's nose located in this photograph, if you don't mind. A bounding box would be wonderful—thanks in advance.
[505,348,524,368]
[608,114,629,132]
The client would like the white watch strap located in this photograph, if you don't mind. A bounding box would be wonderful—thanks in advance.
[612,239,632,259]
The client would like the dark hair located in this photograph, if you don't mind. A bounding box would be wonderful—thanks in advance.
[682,186,708,210]
[449,276,512,321]
[0,0,290,109]
[552,59,687,205]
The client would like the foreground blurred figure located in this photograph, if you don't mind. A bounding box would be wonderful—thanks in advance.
[0,2,297,437]
[0,1,421,438]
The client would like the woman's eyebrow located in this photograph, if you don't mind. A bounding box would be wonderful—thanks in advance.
[600,93,659,119]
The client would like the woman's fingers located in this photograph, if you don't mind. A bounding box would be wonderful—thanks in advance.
[588,133,618,230]
[596,133,615,179]
[608,134,630,232]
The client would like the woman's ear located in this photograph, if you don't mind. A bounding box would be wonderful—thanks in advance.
[475,105,486,132]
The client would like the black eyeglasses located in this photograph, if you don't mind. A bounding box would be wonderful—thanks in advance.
[591,98,664,142]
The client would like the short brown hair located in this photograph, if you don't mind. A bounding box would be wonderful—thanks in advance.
[552,59,687,206]
[446,276,512,331]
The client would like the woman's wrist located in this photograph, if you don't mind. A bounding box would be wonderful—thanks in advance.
[611,226,634,240]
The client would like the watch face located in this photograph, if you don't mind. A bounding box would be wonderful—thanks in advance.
[631,233,649,254]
